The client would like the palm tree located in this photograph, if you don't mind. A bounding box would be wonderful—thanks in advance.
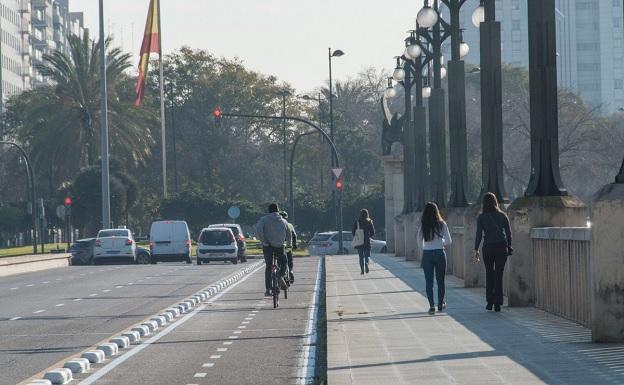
[7,31,155,190]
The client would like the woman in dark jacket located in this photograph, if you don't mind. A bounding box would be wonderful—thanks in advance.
[352,209,375,275]
[474,192,513,312]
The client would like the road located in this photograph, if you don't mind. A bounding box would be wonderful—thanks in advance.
[0,256,322,385]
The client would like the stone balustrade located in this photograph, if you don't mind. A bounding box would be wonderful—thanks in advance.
[531,227,591,327]
[447,226,465,279]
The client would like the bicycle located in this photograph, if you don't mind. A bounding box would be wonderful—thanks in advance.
[271,255,289,308]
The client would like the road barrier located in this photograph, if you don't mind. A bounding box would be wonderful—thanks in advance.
[0,253,70,278]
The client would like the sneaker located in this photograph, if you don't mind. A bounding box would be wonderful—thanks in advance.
[494,304,501,312]
[486,303,493,311]
[438,302,447,311]
[278,276,288,290]
[264,290,271,297]
[428,307,436,315]
[365,264,369,273]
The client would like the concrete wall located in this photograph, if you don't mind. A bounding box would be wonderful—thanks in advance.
[382,144,403,254]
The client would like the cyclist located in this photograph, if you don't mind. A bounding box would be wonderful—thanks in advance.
[280,211,298,283]
[256,203,289,297]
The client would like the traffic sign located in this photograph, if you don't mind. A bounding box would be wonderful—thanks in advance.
[56,205,66,219]
[228,206,241,220]
[332,168,344,179]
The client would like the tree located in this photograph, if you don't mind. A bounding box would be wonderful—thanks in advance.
[5,31,155,196]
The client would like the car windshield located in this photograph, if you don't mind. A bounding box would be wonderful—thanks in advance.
[201,231,232,245]
[98,230,129,238]
[212,225,239,236]
[311,234,332,242]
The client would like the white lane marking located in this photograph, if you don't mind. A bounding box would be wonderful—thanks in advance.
[202,363,215,368]
[43,281,50,284]
[33,310,46,314]
[209,355,221,359]
[115,286,123,289]
[55,304,65,307]
[26,284,34,287]
[73,298,82,301]
[217,348,227,352]
[242,321,249,324]
[9,317,21,321]
[237,326,246,329]
[233,331,242,334]
[89,294,98,297]
[228,336,239,339]
[127,283,133,285]
[10,287,17,290]
[194,373,207,378]
[102,289,111,293]
[297,258,323,385]
[76,263,263,385]
[252,310,259,313]
[223,342,233,345]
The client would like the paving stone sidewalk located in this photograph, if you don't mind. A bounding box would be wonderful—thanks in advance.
[326,254,624,385]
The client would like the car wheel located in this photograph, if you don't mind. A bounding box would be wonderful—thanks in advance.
[197,259,202,265]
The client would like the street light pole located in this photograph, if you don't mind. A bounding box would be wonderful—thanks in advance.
[98,0,111,229]
[524,0,567,196]
[328,48,344,253]
[167,83,179,193]
[277,90,290,203]
[474,0,507,202]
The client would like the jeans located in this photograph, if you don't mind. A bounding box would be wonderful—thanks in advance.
[263,246,287,291]
[357,247,370,272]
[483,242,508,306]
[421,249,447,307]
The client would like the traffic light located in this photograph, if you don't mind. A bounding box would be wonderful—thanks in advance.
[335,178,344,191]
[64,196,72,208]
[213,107,222,127]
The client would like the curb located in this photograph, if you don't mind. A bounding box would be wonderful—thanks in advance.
[19,261,263,385]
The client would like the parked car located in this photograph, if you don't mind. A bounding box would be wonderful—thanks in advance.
[308,231,387,256]
[136,246,151,264]
[208,223,246,262]
[149,220,192,264]
[196,227,238,265]
[69,238,96,265]
[93,229,136,264]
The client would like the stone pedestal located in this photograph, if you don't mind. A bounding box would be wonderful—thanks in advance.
[507,196,586,307]
[590,183,624,342]
[394,215,405,257]
[445,206,484,287]
[383,144,404,254]
[404,212,420,261]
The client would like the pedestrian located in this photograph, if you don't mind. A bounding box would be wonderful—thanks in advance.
[418,202,452,315]
[255,203,289,297]
[473,192,513,312]
[352,209,375,275]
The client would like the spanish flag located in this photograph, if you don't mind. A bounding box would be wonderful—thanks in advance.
[134,0,160,106]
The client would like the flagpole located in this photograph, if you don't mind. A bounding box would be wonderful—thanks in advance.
[157,0,167,198]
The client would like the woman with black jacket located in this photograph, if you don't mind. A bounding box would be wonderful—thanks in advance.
[474,192,513,312]
[352,209,375,275]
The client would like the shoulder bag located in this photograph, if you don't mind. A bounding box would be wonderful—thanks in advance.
[352,220,365,248]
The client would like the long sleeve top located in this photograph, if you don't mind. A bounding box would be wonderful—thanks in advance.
[474,211,512,250]
[418,222,452,251]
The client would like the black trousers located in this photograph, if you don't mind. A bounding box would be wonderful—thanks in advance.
[483,243,508,306]
[286,251,293,272]
[263,246,287,291]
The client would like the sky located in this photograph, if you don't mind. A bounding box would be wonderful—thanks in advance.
[74,0,426,93]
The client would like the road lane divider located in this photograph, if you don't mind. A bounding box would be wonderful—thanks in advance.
[17,260,263,385]
[297,257,324,385]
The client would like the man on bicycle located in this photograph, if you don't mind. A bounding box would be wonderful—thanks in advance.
[256,203,289,297]
[280,211,297,283]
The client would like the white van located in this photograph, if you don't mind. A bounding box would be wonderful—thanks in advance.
[149,220,192,264]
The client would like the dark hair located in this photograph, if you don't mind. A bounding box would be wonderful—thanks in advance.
[359,209,370,221]
[482,192,501,214]
[421,202,444,242]
[268,203,279,213]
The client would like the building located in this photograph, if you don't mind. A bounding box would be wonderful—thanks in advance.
[458,0,624,115]
[0,0,29,110]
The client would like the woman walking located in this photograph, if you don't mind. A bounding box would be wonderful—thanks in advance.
[352,209,375,275]
[418,202,452,315]
[474,192,513,312]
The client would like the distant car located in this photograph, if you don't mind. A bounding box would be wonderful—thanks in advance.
[208,224,246,262]
[149,220,192,264]
[70,238,96,265]
[196,227,238,265]
[136,246,151,264]
[308,231,387,256]
[93,229,136,264]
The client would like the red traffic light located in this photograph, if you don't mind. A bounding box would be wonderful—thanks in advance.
[64,196,72,207]
[213,107,222,118]
[335,179,343,191]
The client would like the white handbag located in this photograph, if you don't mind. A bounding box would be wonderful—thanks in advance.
[352,220,365,247]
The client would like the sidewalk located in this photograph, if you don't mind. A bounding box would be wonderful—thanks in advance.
[326,254,624,385]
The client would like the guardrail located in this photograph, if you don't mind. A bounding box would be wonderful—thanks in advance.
[531,227,591,327]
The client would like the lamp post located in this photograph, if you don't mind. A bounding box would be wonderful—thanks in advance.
[328,48,344,251]
[98,0,111,229]
[472,0,508,202]
[418,0,449,207]
[166,83,179,193]
[442,0,470,207]
[523,0,567,196]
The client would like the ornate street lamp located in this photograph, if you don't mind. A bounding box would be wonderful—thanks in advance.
[472,0,508,202]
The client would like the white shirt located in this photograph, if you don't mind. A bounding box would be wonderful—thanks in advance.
[418,222,452,251]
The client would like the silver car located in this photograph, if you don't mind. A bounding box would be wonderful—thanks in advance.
[308,231,387,256]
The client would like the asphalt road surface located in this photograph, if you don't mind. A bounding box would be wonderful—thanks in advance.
[0,260,251,385]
